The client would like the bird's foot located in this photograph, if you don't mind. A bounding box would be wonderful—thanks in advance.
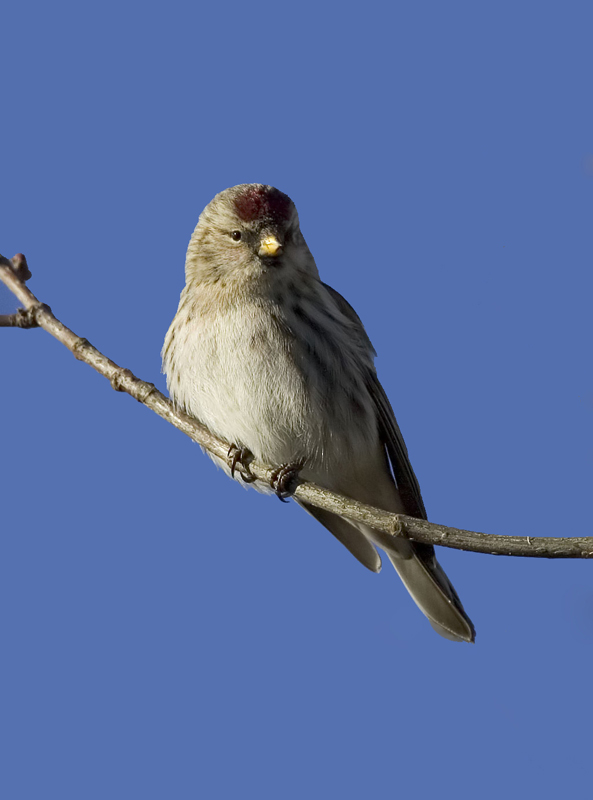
[270,461,303,503]
[227,444,257,483]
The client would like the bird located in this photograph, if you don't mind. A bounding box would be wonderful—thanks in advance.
[162,183,475,642]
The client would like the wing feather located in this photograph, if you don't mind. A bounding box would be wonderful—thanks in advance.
[320,282,475,642]
[321,281,426,519]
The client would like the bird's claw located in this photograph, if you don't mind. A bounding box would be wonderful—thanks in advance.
[270,461,303,502]
[227,444,257,483]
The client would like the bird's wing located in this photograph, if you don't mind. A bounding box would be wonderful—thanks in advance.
[321,282,427,520]
[320,283,475,641]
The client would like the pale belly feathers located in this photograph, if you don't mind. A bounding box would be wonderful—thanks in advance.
[164,297,379,481]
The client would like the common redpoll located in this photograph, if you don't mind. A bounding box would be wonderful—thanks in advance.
[163,184,475,642]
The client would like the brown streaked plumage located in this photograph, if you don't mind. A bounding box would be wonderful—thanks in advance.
[163,184,475,642]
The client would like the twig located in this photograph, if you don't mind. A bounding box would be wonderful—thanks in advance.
[2,252,592,559]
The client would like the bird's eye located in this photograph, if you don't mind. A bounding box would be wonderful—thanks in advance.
[230,230,242,241]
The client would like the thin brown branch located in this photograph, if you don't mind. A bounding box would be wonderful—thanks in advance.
[2,252,592,559]
[0,308,40,327]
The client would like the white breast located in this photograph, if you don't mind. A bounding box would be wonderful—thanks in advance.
[163,290,378,478]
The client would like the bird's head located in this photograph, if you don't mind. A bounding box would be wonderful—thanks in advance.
[185,184,318,287]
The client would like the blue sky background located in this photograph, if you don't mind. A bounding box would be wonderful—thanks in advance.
[2,2,592,798]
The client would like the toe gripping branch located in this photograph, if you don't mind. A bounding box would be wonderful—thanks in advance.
[228,445,257,483]
[270,462,304,503]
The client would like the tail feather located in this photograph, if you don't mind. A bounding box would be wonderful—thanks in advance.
[385,542,475,643]
[298,501,382,573]
[298,500,475,642]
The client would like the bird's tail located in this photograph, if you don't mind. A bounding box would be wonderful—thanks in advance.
[299,499,475,642]
[385,541,475,642]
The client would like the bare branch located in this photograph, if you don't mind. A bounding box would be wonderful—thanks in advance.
[2,252,592,559]
[0,308,40,328]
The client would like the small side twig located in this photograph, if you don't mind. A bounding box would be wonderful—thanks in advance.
[2,251,593,560]
[0,255,38,327]
[0,307,39,328]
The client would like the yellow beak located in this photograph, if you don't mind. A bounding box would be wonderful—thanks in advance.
[258,235,282,257]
